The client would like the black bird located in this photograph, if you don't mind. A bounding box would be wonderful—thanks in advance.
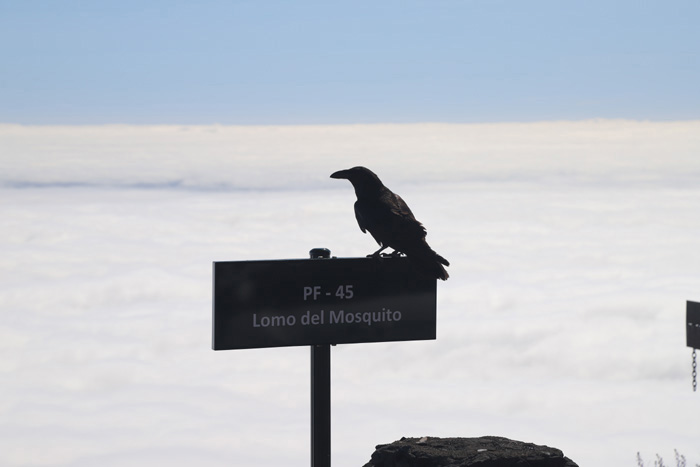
[330,166,449,280]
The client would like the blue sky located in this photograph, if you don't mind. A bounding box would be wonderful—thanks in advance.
[1,0,698,124]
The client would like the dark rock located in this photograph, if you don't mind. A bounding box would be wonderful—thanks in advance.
[362,436,578,467]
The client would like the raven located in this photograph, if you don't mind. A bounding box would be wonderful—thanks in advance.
[331,166,449,280]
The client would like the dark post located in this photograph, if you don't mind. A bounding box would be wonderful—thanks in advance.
[687,301,700,392]
[310,248,331,467]
[311,344,331,466]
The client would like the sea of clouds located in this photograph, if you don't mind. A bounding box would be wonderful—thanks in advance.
[1,120,699,466]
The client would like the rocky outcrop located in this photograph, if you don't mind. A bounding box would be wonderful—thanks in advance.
[362,436,578,467]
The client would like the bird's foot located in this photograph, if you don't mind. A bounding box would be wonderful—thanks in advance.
[368,247,388,258]
[374,251,403,258]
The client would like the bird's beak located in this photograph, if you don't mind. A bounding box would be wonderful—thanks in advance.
[330,169,349,179]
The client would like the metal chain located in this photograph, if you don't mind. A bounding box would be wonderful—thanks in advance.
[693,348,697,392]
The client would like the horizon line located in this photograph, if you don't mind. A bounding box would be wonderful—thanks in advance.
[2,118,700,129]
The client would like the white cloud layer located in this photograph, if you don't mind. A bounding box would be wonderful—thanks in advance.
[1,121,699,466]
[2,120,700,190]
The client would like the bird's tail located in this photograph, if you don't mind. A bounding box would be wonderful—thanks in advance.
[408,245,450,281]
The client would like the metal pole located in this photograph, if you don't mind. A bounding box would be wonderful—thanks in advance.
[311,344,331,467]
[309,248,331,467]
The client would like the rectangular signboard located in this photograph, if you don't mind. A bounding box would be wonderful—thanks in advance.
[688,301,700,349]
[212,256,436,350]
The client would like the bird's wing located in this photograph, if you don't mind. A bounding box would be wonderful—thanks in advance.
[388,192,427,239]
[353,201,368,233]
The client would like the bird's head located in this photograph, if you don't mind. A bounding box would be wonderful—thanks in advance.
[330,166,384,197]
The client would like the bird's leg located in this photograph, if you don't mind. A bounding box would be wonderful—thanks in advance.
[368,245,388,258]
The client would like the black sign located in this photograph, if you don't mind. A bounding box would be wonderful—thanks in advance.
[688,301,700,349]
[212,256,436,350]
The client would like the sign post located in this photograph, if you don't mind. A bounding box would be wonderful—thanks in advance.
[311,343,331,467]
[309,248,331,467]
[687,301,700,392]
[212,249,438,466]
[687,301,700,349]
